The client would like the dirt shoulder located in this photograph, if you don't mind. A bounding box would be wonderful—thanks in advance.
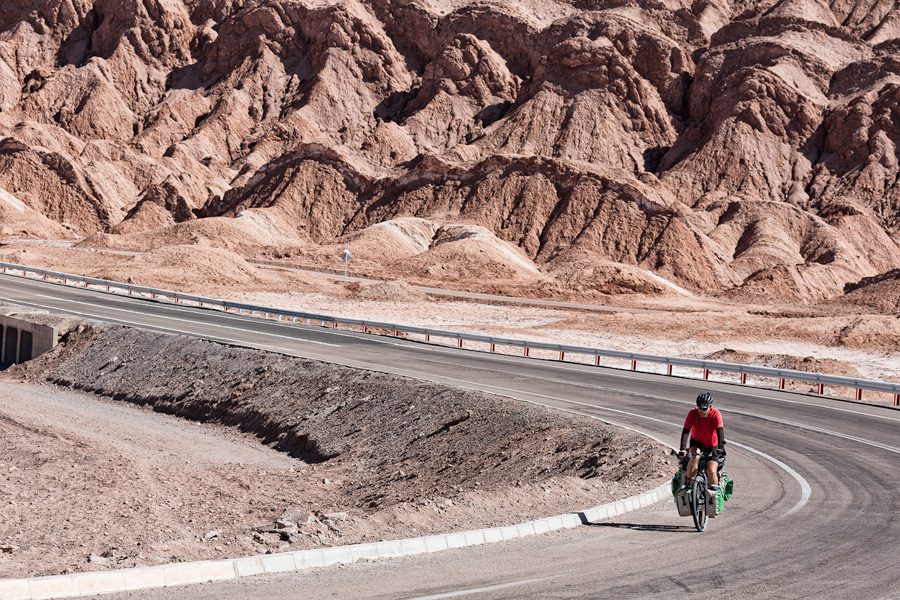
[0,323,673,578]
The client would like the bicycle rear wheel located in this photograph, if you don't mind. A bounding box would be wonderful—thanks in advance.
[692,475,708,532]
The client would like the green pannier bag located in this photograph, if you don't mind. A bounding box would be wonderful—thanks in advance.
[720,471,734,501]
[671,468,685,497]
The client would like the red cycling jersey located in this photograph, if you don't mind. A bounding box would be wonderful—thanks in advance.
[683,407,723,448]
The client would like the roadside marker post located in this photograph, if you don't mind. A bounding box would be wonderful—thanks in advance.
[341,249,352,278]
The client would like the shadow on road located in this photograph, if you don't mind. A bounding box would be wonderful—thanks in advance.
[590,522,695,533]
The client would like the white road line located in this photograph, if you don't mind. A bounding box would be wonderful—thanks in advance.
[730,441,811,516]
[409,577,552,599]
[401,350,900,424]
[382,350,900,457]
[0,296,339,351]
[4,275,426,348]
[722,407,900,456]
[21,292,341,347]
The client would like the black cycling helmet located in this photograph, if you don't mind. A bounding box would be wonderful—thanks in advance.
[696,391,714,409]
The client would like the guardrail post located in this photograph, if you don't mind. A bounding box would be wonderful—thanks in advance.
[631,359,637,371]
[490,343,495,352]
[740,373,747,384]
[594,356,601,366]
[894,394,899,407]
[457,338,462,348]
[856,389,863,401]
[559,351,565,361]
[817,383,824,395]
[667,365,673,376]
[703,368,709,380]
[524,346,530,357]
[779,378,785,390]
[425,333,430,342]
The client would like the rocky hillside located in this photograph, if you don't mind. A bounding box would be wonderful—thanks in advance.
[1,0,898,302]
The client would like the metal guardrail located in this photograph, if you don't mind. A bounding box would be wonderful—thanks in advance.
[2,260,899,405]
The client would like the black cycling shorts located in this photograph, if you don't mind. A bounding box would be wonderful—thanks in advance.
[689,438,725,468]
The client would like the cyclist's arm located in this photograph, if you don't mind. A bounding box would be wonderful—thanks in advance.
[679,428,691,451]
[716,426,725,450]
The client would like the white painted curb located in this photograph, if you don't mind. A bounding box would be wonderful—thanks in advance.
[0,482,669,599]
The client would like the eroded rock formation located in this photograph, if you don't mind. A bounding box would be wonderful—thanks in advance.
[1,0,898,302]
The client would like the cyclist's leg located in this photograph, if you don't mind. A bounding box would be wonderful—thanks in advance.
[706,459,719,486]
[686,440,702,481]
[686,454,699,482]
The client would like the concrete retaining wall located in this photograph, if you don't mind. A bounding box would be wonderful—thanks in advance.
[0,316,57,368]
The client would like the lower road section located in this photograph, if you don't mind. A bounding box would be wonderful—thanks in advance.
[1,274,898,599]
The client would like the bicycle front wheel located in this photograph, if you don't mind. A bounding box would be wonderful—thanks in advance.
[692,476,708,532]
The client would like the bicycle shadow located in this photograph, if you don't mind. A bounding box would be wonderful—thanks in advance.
[587,522,696,533]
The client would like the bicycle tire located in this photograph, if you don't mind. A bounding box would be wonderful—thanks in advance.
[692,474,708,532]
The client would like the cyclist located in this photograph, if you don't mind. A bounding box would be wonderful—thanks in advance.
[677,391,726,493]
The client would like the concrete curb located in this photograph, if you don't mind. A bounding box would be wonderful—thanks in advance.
[0,482,670,599]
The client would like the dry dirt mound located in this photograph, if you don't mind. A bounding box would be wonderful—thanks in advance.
[0,186,72,239]
[347,280,429,302]
[42,326,674,502]
[80,210,307,254]
[545,250,672,296]
[1,1,899,302]
[95,245,269,289]
[392,222,548,285]
[705,348,861,379]
[289,217,438,276]
[827,269,900,314]
[0,323,673,576]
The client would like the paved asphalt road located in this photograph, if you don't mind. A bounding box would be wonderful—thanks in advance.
[1,274,899,600]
